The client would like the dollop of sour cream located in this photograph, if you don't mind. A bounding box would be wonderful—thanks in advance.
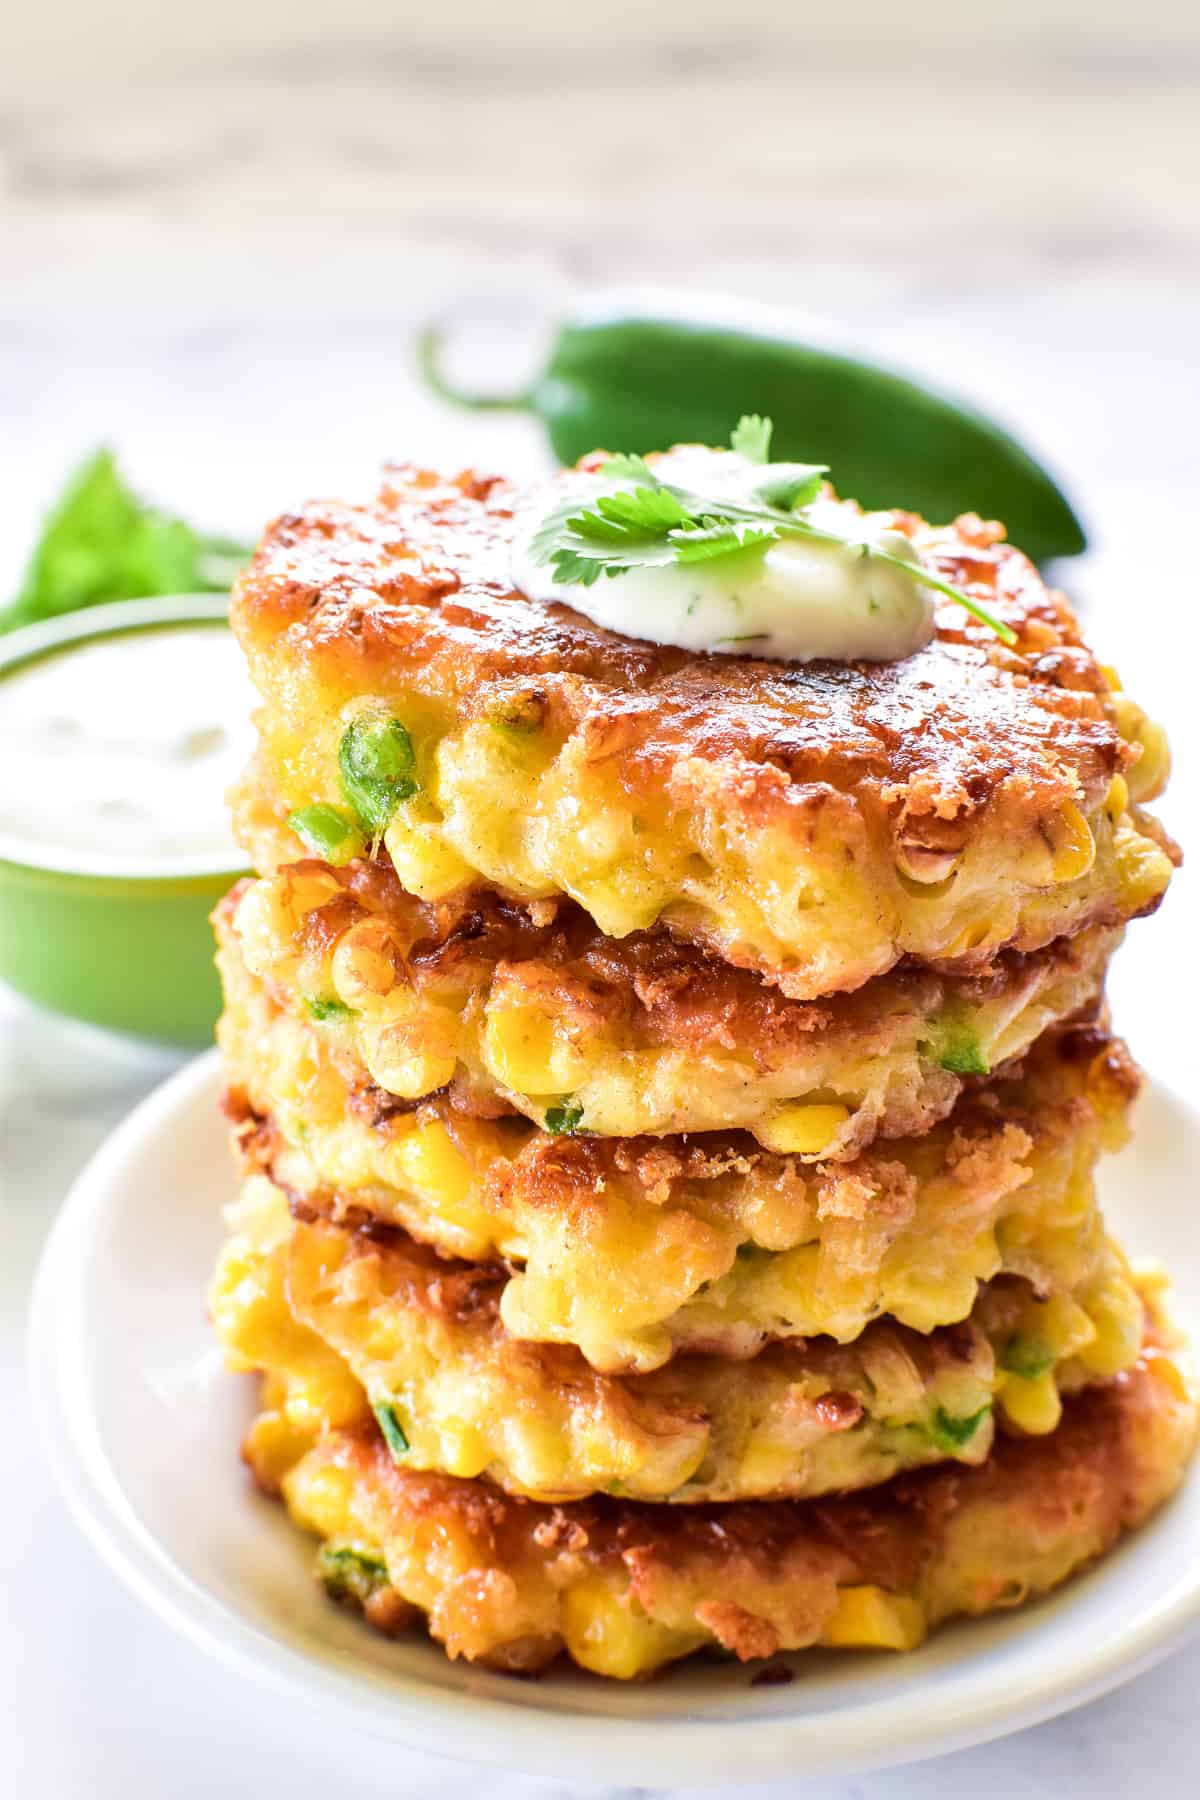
[0,624,255,873]
[511,446,936,663]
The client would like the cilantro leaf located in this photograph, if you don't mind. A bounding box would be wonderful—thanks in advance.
[599,452,660,484]
[533,482,685,587]
[546,532,680,587]
[730,415,773,463]
[671,520,779,564]
[2,447,253,635]
[544,549,609,587]
[752,463,828,512]
[528,420,1017,645]
[585,485,691,539]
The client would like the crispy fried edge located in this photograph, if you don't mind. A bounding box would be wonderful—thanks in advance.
[255,1335,1197,1675]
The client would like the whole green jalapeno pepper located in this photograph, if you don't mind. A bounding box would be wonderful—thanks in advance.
[418,292,1085,565]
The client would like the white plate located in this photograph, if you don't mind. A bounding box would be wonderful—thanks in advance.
[28,1050,1200,1788]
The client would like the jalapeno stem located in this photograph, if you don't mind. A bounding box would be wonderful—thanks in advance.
[417,322,533,413]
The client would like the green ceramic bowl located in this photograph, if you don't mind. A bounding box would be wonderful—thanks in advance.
[0,595,250,1046]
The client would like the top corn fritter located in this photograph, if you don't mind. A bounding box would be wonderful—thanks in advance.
[231,461,1175,1000]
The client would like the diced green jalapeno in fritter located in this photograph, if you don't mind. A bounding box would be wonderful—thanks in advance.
[937,1033,991,1077]
[544,1099,585,1135]
[287,802,363,864]
[305,996,354,1023]
[487,689,547,737]
[316,1543,390,1607]
[1000,1334,1056,1381]
[921,1015,991,1077]
[373,1400,411,1460]
[339,713,419,834]
[929,1402,993,1453]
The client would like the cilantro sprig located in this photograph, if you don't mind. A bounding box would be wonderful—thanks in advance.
[2,447,252,635]
[531,418,1016,645]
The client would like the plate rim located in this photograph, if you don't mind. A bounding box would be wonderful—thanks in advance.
[27,1048,1200,1787]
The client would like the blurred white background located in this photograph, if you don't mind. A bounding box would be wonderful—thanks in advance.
[2,3,1198,1796]
[7,0,1200,77]
[3,0,1199,569]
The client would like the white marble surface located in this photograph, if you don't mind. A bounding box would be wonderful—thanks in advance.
[2,19,1199,1795]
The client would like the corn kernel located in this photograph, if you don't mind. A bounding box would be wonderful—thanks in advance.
[759,1102,851,1157]
[384,811,473,901]
[391,1119,474,1210]
[284,1364,368,1435]
[998,1371,1062,1435]
[1145,1349,1193,1404]
[1046,801,1096,883]
[736,1434,808,1496]
[283,1461,358,1540]
[359,988,459,1098]
[1105,774,1129,820]
[432,1419,489,1479]
[260,1371,289,1412]
[571,872,665,939]
[941,913,1004,958]
[361,1028,455,1100]
[243,1409,317,1491]
[1112,818,1174,911]
[562,1576,703,1679]
[1030,1291,1096,1362]
[1077,1275,1143,1376]
[483,1000,589,1094]
[822,1586,925,1652]
[234,878,304,980]
[1128,717,1171,802]
[331,921,400,1003]
[894,840,961,885]
[1109,694,1169,798]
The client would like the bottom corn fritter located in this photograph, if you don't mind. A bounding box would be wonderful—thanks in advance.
[211,1175,1145,1506]
[242,1329,1196,1678]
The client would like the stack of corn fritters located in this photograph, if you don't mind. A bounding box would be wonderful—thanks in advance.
[209,456,1197,1679]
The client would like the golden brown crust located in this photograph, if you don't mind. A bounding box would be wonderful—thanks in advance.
[221,861,1121,1155]
[240,473,1123,818]
[224,1005,1138,1243]
[488,1024,1138,1222]
[326,1349,1181,1579]
[212,1174,1145,1506]
[231,463,1176,996]
[217,898,1141,1375]
[261,1340,1198,1675]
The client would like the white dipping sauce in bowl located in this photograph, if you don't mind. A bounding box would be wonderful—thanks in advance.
[0,623,256,873]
